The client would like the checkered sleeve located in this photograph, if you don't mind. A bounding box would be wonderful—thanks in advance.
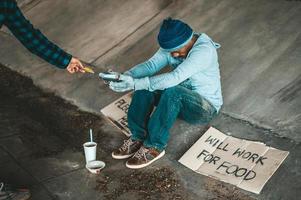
[3,0,72,69]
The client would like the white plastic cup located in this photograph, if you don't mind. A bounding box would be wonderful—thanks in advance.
[83,142,97,163]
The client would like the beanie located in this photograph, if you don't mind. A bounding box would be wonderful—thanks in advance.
[157,18,193,51]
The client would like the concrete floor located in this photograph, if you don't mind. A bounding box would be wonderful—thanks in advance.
[0,0,301,199]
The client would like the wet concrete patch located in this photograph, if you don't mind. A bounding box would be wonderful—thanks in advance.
[0,64,106,159]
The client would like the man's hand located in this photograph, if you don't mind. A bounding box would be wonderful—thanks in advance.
[66,57,85,74]
[109,74,135,92]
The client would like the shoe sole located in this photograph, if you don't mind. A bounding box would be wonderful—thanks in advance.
[125,150,165,169]
[112,152,134,159]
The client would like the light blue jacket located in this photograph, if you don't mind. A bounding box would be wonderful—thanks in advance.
[126,33,223,112]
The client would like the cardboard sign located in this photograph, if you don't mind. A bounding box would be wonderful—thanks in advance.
[100,93,132,136]
[179,127,289,194]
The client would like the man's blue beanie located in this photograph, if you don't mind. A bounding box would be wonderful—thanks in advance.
[157,18,193,51]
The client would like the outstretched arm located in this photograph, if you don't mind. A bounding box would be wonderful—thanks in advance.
[3,0,84,73]
[125,49,168,78]
[135,45,213,91]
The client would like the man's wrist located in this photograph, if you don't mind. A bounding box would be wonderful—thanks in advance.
[134,77,150,91]
[62,54,72,69]
[123,71,132,76]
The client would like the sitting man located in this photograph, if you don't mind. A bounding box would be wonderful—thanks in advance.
[108,18,223,169]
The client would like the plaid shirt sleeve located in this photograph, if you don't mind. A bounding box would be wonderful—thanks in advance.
[2,0,72,69]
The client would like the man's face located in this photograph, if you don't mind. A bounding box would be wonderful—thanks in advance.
[170,35,197,59]
[170,45,190,59]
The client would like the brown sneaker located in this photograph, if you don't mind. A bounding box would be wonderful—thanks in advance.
[0,182,31,200]
[112,138,142,159]
[126,146,165,169]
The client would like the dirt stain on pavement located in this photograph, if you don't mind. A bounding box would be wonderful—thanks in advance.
[95,167,187,200]
[204,178,255,200]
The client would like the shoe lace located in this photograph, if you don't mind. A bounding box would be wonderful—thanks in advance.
[0,182,14,193]
[120,139,133,151]
[0,182,15,197]
[134,146,148,160]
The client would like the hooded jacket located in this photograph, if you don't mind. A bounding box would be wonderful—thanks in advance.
[127,33,223,111]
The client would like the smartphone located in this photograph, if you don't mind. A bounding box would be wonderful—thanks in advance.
[99,72,122,82]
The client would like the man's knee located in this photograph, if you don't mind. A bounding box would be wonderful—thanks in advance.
[161,86,183,98]
[132,90,154,100]
[130,90,155,108]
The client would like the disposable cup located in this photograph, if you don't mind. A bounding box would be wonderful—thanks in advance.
[83,142,97,163]
[86,160,105,174]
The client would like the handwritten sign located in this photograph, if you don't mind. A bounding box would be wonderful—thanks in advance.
[179,127,289,194]
[100,93,132,137]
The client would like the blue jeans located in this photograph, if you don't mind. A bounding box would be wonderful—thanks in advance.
[128,86,217,151]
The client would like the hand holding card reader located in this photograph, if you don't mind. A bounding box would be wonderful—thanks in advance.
[99,72,122,82]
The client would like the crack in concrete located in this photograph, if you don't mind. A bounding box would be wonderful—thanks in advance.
[220,111,298,144]
[42,166,85,183]
[18,0,42,12]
